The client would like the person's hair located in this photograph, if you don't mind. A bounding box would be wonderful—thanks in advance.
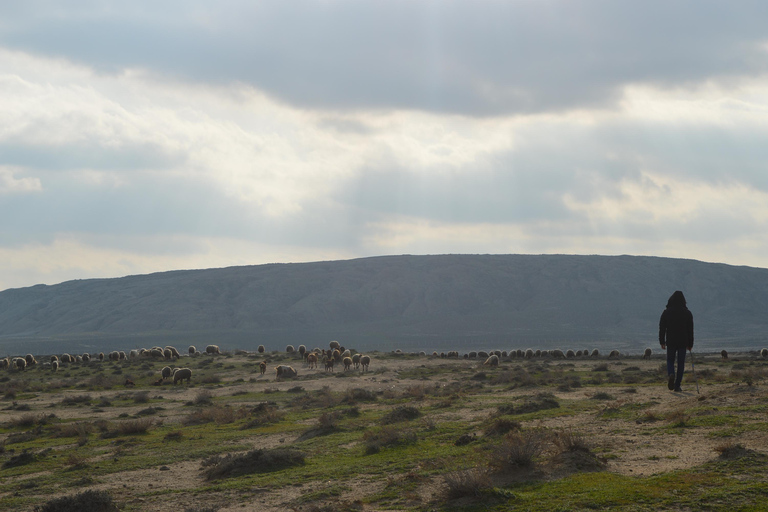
[667,290,686,308]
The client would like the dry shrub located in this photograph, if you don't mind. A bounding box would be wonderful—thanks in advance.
[183,405,248,426]
[60,394,92,406]
[201,375,221,384]
[190,390,213,406]
[714,442,754,459]
[666,408,690,427]
[52,422,93,439]
[490,430,545,469]
[3,450,37,469]
[442,468,492,499]
[101,417,154,438]
[342,388,377,403]
[484,418,521,437]
[553,429,591,453]
[132,391,150,404]
[33,489,118,512]
[201,448,305,480]
[380,405,421,425]
[363,426,416,454]
[65,452,88,469]
[592,363,609,372]
[85,375,114,390]
[403,384,425,399]
[497,393,559,415]
[164,431,184,442]
[7,413,46,428]
[241,404,285,429]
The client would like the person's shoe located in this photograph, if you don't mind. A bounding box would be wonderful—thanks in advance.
[668,374,675,390]
[674,387,683,392]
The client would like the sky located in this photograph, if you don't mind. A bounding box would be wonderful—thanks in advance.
[3,1,768,291]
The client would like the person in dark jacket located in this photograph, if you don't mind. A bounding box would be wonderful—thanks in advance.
[659,290,694,392]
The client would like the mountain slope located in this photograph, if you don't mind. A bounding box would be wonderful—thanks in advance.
[1,254,767,354]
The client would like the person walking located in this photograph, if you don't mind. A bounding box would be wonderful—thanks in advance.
[659,290,694,392]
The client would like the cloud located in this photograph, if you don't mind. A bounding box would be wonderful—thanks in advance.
[3,2,768,116]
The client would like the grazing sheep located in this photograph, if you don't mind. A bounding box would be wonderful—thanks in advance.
[172,367,192,384]
[205,345,221,355]
[97,352,105,362]
[468,351,477,359]
[483,355,499,367]
[352,353,361,369]
[163,348,173,359]
[332,349,341,362]
[307,353,318,369]
[257,345,265,353]
[82,353,91,362]
[165,346,181,359]
[0,357,9,370]
[360,354,371,372]
[119,351,127,360]
[324,358,335,372]
[566,350,575,359]
[24,354,36,366]
[609,350,620,358]
[343,356,353,371]
[275,365,298,380]
[525,349,534,359]
[129,350,139,359]
[259,361,267,375]
[15,357,26,371]
[477,351,489,359]
[298,345,306,357]
[51,360,59,372]
[721,350,728,360]
[762,348,768,359]
[341,349,351,359]
[534,349,542,357]
[61,353,72,363]
[189,345,196,355]
[591,349,600,358]
[329,340,341,351]
[643,348,652,360]
[286,345,295,353]
[50,355,59,363]
[151,348,166,358]
[161,366,173,380]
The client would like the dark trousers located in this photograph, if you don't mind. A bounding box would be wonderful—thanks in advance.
[666,345,686,388]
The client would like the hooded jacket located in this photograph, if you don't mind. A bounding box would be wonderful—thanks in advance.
[659,291,694,349]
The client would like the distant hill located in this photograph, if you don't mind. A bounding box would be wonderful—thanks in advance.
[1,254,768,355]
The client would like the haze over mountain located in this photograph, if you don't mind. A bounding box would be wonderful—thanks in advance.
[1,254,767,356]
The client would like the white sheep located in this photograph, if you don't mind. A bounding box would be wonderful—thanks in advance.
[525,349,534,359]
[129,350,139,359]
[551,349,565,358]
[352,353,361,369]
[609,350,620,358]
[360,354,371,372]
[52,360,59,372]
[762,348,768,359]
[188,345,196,355]
[643,348,652,360]
[165,346,181,359]
[329,340,341,350]
[205,345,221,355]
[82,353,91,362]
[591,349,600,358]
[257,345,265,353]
[161,366,173,380]
[566,350,575,359]
[484,354,499,366]
[172,367,192,384]
[14,357,26,371]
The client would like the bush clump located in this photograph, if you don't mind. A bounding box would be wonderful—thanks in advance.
[201,448,305,480]
[34,489,119,512]
[380,405,421,425]
[497,393,560,415]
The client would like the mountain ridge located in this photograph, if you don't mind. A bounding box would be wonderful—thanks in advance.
[2,254,767,355]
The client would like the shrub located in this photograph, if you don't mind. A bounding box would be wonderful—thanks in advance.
[3,450,37,468]
[490,430,544,469]
[497,393,559,415]
[342,388,377,403]
[484,418,521,437]
[201,448,305,480]
[442,468,492,499]
[380,406,421,425]
[60,395,92,406]
[33,489,118,512]
[363,426,416,454]
[183,405,248,425]
[101,417,154,438]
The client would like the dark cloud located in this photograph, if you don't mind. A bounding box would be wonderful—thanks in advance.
[3,1,768,116]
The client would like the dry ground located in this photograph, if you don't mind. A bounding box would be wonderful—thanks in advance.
[1,349,767,511]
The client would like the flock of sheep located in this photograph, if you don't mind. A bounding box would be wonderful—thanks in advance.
[3,342,767,382]
[0,341,379,384]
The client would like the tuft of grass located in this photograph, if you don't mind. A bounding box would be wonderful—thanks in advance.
[497,393,559,415]
[183,405,248,425]
[363,426,417,454]
[489,430,544,469]
[442,468,492,499]
[60,394,92,406]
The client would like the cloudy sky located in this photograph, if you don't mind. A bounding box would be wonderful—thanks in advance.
[3,1,768,291]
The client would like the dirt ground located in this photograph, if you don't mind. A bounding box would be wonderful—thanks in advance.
[2,351,766,511]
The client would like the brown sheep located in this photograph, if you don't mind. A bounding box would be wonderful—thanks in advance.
[259,361,267,375]
[324,358,335,372]
[721,350,728,360]
[275,365,298,380]
[205,345,221,355]
[360,354,371,372]
[307,353,318,369]
[643,348,652,360]
[343,356,353,371]
[173,368,192,384]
